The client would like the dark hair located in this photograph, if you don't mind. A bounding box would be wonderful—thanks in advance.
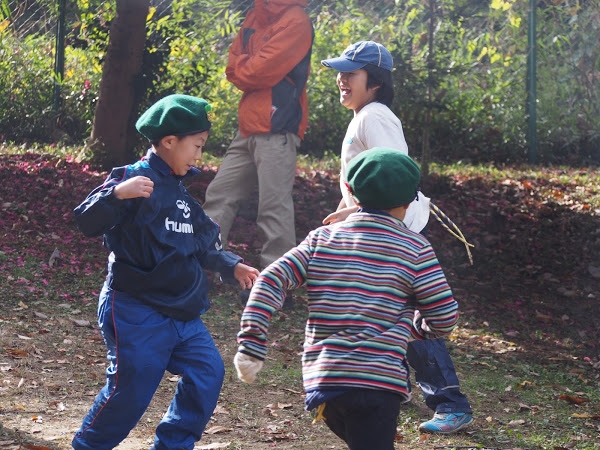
[150,129,210,148]
[364,63,394,107]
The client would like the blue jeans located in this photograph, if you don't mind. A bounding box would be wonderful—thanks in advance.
[406,338,472,414]
[72,285,225,450]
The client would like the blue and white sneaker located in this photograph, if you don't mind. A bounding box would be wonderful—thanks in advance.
[418,412,473,434]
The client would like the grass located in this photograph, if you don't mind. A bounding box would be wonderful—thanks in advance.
[1,144,600,449]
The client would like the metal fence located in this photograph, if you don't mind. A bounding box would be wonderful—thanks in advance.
[2,1,599,162]
[3,0,175,109]
[3,0,57,37]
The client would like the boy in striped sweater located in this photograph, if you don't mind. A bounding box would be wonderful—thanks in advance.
[234,148,458,450]
[234,148,459,450]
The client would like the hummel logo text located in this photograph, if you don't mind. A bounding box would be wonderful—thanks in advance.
[165,217,194,233]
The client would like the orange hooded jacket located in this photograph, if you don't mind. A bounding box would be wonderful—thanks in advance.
[226,0,313,140]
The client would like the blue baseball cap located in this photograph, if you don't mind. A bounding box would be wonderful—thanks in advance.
[321,41,393,72]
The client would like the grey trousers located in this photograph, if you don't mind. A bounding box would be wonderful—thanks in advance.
[203,130,299,268]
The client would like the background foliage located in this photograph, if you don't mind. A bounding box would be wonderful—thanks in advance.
[0,0,599,164]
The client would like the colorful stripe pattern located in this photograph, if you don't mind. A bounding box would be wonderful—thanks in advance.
[238,212,458,397]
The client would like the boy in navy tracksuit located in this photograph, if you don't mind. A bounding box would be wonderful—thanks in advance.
[72,94,259,450]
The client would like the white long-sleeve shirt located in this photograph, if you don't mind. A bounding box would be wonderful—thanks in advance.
[339,101,430,232]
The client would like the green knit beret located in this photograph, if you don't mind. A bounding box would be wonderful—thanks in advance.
[347,147,421,210]
[136,94,212,141]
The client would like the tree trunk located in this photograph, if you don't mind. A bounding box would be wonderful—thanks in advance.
[87,0,149,170]
[420,0,437,177]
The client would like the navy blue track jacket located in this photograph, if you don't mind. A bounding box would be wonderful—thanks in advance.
[73,152,242,321]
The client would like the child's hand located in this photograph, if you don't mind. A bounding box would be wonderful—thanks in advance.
[114,176,154,200]
[234,263,260,290]
[233,352,263,384]
[322,205,358,225]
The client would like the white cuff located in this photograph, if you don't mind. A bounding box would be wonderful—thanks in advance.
[233,352,264,384]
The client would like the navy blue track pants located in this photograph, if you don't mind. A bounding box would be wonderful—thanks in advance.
[72,285,225,450]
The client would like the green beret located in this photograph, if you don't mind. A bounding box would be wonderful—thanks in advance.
[347,147,420,210]
[136,94,212,141]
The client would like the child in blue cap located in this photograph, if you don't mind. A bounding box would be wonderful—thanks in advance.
[320,41,473,434]
[72,94,260,450]
[234,148,460,449]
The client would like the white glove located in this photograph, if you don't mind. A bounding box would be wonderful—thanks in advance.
[233,352,264,384]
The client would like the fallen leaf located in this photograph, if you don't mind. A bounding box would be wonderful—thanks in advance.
[283,388,302,394]
[263,407,278,417]
[394,430,404,442]
[23,445,52,450]
[559,394,589,405]
[588,264,600,279]
[48,248,60,267]
[213,405,229,415]
[535,311,553,322]
[196,443,231,450]
[515,380,535,390]
[204,426,233,435]
[49,401,66,411]
[572,413,600,419]
[508,419,525,425]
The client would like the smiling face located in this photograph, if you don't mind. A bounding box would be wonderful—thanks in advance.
[158,131,209,176]
[336,69,380,114]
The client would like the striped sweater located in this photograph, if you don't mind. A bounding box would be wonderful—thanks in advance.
[237,211,458,398]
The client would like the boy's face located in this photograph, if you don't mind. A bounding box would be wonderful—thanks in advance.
[158,131,209,176]
[336,69,379,114]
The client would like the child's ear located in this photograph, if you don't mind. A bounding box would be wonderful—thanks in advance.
[161,135,178,149]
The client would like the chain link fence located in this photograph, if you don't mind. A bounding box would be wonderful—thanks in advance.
[0,0,398,148]
[2,0,174,82]
[3,0,55,37]
[1,1,599,162]
[3,0,188,36]
[1,0,401,88]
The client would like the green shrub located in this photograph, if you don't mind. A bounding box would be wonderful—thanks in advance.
[0,34,55,142]
[1,0,599,165]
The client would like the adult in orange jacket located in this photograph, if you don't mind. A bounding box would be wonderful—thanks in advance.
[203,0,313,279]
